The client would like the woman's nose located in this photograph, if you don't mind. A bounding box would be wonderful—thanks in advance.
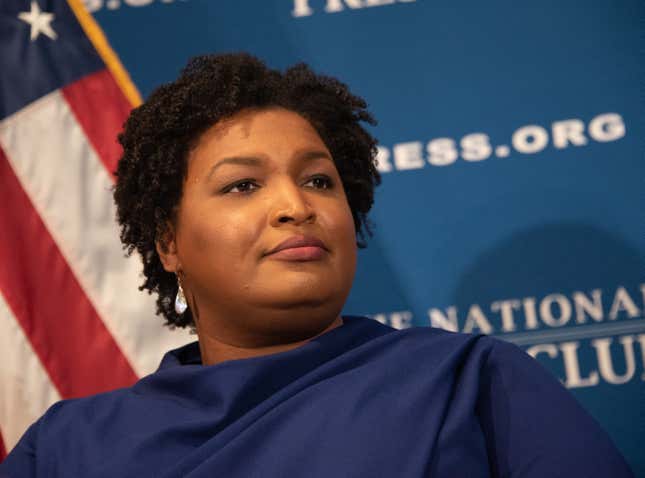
[269,181,316,227]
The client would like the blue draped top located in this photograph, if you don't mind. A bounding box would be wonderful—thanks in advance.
[0,316,634,477]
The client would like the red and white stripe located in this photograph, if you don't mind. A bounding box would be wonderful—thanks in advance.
[0,70,191,455]
[0,292,60,452]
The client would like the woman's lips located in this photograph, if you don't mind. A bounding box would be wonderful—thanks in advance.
[267,245,326,261]
[265,234,328,261]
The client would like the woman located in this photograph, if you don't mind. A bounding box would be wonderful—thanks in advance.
[1,53,633,477]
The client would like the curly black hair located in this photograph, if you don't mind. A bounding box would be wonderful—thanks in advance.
[114,52,381,329]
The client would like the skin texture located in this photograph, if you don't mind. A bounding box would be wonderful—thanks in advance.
[157,108,357,365]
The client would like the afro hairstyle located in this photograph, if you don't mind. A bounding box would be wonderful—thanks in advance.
[114,52,381,328]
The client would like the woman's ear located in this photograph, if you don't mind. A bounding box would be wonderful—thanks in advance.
[156,223,181,273]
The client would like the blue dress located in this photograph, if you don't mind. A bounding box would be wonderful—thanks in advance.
[0,316,634,477]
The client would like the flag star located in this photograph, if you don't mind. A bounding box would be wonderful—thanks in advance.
[18,1,58,42]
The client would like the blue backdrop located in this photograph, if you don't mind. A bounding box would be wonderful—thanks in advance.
[89,0,645,474]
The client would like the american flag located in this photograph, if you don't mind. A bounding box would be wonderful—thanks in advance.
[0,0,191,459]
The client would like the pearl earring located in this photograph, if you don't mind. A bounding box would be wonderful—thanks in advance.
[175,277,187,314]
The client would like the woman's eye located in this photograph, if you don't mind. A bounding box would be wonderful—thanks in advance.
[224,180,258,194]
[305,176,333,190]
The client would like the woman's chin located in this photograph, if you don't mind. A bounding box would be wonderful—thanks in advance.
[258,289,334,310]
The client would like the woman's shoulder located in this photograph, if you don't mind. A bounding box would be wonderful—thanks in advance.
[365,319,634,477]
[30,385,135,439]
[0,387,132,475]
[348,315,515,366]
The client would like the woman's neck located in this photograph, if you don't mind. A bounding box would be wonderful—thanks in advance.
[195,316,344,366]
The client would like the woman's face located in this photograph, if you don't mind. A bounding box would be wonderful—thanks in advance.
[160,108,357,344]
